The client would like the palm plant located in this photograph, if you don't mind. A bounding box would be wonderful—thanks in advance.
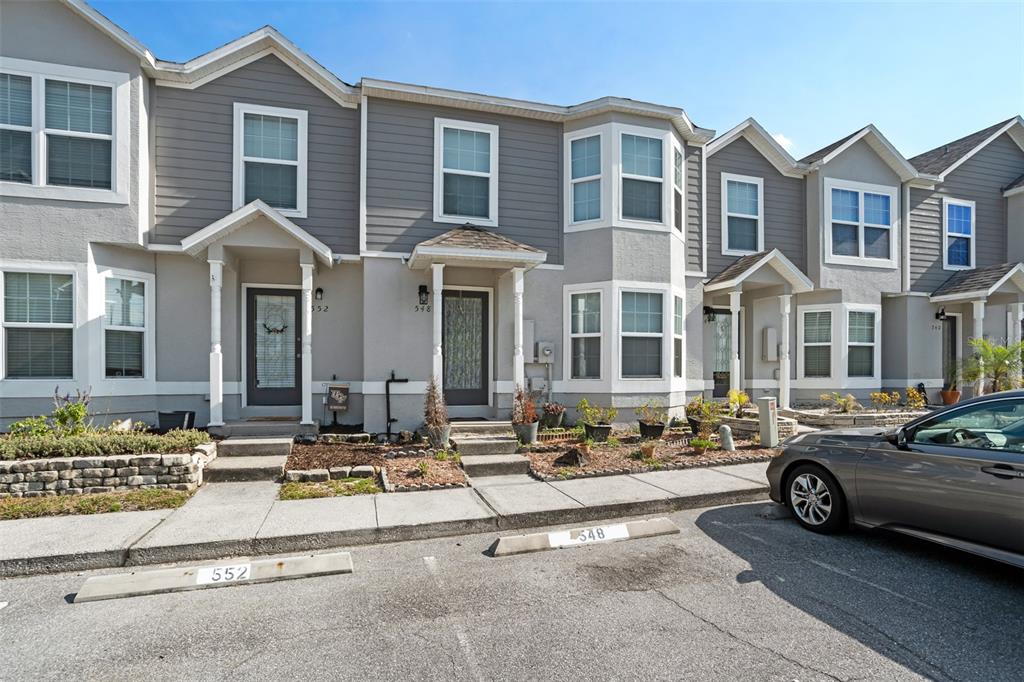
[962,338,1024,394]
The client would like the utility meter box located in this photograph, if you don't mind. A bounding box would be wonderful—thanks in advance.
[528,377,548,393]
[535,341,555,364]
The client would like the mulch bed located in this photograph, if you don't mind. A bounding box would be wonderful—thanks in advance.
[382,457,468,492]
[525,436,779,481]
[287,443,396,471]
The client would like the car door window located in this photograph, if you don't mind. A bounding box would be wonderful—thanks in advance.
[910,398,1024,452]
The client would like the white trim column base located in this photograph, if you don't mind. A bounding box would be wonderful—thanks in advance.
[729,291,741,393]
[431,263,444,387]
[779,294,792,409]
[512,267,525,389]
[300,263,315,425]
[972,299,985,395]
[208,259,224,427]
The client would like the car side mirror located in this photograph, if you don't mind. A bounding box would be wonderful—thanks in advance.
[885,427,908,449]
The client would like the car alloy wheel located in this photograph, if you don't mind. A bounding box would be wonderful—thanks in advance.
[790,473,833,526]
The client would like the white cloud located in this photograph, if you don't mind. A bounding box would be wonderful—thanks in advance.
[772,132,795,153]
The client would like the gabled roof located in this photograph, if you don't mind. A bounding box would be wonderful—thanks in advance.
[180,200,333,266]
[408,225,547,269]
[704,249,813,294]
[706,118,805,178]
[910,117,1024,179]
[930,263,1024,302]
[799,125,920,181]
[60,0,155,63]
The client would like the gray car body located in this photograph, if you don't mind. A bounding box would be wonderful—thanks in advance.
[767,392,1024,569]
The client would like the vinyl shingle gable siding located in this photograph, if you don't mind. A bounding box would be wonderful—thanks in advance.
[364,98,563,263]
[706,135,805,277]
[151,55,360,253]
[909,133,1024,292]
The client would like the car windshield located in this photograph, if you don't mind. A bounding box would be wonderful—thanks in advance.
[910,398,1024,451]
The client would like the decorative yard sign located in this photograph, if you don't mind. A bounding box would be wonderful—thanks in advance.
[326,384,349,413]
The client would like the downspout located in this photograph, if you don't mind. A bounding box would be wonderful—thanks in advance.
[385,370,409,441]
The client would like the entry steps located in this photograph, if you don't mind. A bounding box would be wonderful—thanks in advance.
[205,437,292,483]
[451,421,530,478]
[208,420,316,439]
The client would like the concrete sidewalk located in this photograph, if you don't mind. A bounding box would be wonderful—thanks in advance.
[0,462,770,577]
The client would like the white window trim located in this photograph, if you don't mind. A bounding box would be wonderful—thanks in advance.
[100,272,154,382]
[672,141,685,235]
[823,178,898,269]
[618,127,668,228]
[672,294,684,378]
[618,288,667,382]
[567,289,603,381]
[795,302,882,389]
[232,102,309,218]
[942,197,976,271]
[797,305,836,383]
[720,172,764,256]
[0,57,130,204]
[565,130,604,228]
[846,306,880,382]
[433,117,499,227]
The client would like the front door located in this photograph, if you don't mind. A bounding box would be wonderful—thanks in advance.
[709,309,741,398]
[246,288,301,406]
[442,290,488,406]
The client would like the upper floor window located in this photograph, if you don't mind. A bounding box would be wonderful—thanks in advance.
[3,272,74,379]
[621,133,662,222]
[570,135,601,223]
[943,198,975,270]
[434,118,499,227]
[824,179,896,267]
[569,291,601,379]
[233,103,308,217]
[621,291,663,378]
[721,173,763,255]
[0,59,128,203]
[672,147,684,232]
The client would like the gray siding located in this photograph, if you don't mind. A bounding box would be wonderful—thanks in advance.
[706,136,806,277]
[685,143,703,272]
[364,98,563,263]
[910,133,1024,292]
[152,55,360,253]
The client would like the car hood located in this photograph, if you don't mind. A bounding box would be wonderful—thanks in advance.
[785,426,888,448]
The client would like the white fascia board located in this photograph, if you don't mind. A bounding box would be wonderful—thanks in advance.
[1004,184,1024,198]
[810,126,919,181]
[707,118,805,177]
[938,117,1024,181]
[408,246,547,270]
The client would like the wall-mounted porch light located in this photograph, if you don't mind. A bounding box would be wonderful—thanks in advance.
[935,307,948,321]
[418,285,430,305]
[314,287,324,301]
[703,306,717,323]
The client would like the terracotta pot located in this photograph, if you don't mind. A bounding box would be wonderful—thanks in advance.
[638,421,666,440]
[639,442,657,459]
[940,390,961,405]
[583,423,612,442]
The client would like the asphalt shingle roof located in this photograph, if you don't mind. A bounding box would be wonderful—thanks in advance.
[931,263,1019,298]
[418,224,543,254]
[908,118,1016,176]
[705,252,771,286]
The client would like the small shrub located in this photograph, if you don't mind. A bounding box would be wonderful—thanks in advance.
[642,457,663,470]
[451,453,461,465]
[575,398,617,425]
[606,436,621,447]
[51,387,92,436]
[870,391,901,409]
[820,392,862,413]
[512,385,539,425]
[434,450,450,461]
[636,399,668,425]
[542,402,566,417]
[905,387,927,410]
[690,438,717,452]
[0,428,208,461]
[424,377,448,429]
[415,460,430,477]
[8,415,51,438]
[557,467,577,479]
[726,389,751,418]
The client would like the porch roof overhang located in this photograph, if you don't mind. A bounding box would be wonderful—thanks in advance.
[407,225,547,270]
[180,200,334,266]
[703,249,814,295]
[930,263,1024,303]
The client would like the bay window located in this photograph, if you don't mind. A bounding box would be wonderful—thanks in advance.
[672,147,684,231]
[621,133,662,222]
[943,198,975,270]
[104,277,146,378]
[233,103,308,216]
[621,291,663,378]
[569,292,601,379]
[570,135,601,223]
[0,73,32,183]
[3,272,74,379]
[434,118,499,226]
[825,179,896,266]
[673,295,684,378]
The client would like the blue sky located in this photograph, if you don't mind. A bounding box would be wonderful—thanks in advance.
[94,0,1023,158]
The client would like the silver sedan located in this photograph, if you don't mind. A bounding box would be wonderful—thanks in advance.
[767,391,1024,568]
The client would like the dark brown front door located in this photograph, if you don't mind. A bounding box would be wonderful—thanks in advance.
[442,290,488,406]
[247,288,301,406]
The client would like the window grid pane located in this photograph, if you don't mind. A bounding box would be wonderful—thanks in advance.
[947,203,972,235]
[0,73,32,127]
[948,237,971,266]
[0,129,32,183]
[244,161,297,209]
[727,180,758,216]
[831,188,859,222]
[572,179,600,222]
[105,329,143,377]
[621,292,663,334]
[673,337,683,378]
[863,193,890,226]
[5,328,73,378]
[804,346,831,378]
[47,135,112,189]
[571,337,600,379]
[803,311,831,344]
[243,113,298,161]
[831,223,859,256]
[622,178,661,221]
[848,346,874,377]
[105,278,145,328]
[443,128,490,173]
[673,148,683,188]
[622,337,661,378]
[863,226,890,259]
[728,216,759,252]
[45,80,111,135]
[848,311,875,343]
[621,134,662,178]
[570,293,600,335]
[570,135,600,179]
[674,296,684,336]
[442,173,489,218]
[4,272,73,324]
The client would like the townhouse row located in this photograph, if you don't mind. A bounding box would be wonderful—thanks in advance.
[2,0,1023,432]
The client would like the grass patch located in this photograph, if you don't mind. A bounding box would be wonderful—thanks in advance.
[279,477,381,500]
[0,488,191,521]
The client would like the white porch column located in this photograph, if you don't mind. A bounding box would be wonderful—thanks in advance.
[1010,302,1023,387]
[972,299,985,395]
[208,259,224,427]
[512,268,525,389]
[729,291,741,392]
[779,294,792,409]
[431,263,445,387]
[300,263,315,425]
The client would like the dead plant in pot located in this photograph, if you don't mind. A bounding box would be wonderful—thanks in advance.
[424,377,450,449]
[512,385,540,445]
[636,399,668,440]
[541,401,566,429]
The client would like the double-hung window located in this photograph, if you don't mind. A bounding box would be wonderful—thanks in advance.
[721,173,763,255]
[847,310,876,378]
[233,103,308,216]
[3,272,74,379]
[434,118,499,226]
[569,292,601,379]
[943,198,975,270]
[621,134,663,222]
[621,291,663,378]
[0,73,32,184]
[826,180,896,265]
[104,277,146,378]
[1,59,128,201]
[802,310,831,378]
[672,147,684,231]
[570,135,601,223]
[673,295,684,378]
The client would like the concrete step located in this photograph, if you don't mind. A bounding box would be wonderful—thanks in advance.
[204,456,287,483]
[449,420,513,436]
[461,454,530,478]
[209,421,315,438]
[452,437,519,456]
[218,437,293,458]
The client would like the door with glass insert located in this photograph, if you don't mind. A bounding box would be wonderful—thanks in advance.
[246,289,301,406]
[442,290,488,405]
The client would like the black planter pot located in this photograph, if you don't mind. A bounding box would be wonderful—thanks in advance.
[513,421,539,445]
[686,416,702,434]
[541,412,564,429]
[583,423,612,442]
[638,421,666,440]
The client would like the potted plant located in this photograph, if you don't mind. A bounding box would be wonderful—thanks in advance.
[636,399,668,440]
[575,398,616,443]
[940,363,961,405]
[639,440,658,459]
[512,385,540,444]
[726,389,751,418]
[686,396,723,436]
[541,401,566,429]
[689,438,716,456]
[685,396,705,434]
[424,377,450,449]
